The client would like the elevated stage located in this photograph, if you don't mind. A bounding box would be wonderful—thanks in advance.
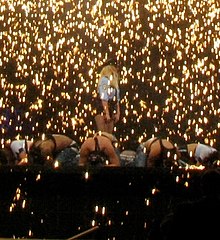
[0,166,217,239]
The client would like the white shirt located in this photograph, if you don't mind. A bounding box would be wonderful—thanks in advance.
[10,140,32,159]
[194,143,217,163]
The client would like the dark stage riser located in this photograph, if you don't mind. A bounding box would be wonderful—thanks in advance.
[0,166,215,239]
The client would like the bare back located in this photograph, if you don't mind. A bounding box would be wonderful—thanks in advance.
[79,135,120,166]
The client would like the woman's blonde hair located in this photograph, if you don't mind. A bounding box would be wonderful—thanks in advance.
[98,65,119,89]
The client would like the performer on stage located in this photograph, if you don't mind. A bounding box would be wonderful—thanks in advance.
[79,131,120,167]
[94,59,121,134]
[10,139,33,165]
[178,143,219,167]
[0,139,33,166]
[29,134,79,167]
[135,137,181,168]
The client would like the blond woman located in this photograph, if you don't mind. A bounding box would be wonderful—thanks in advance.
[95,63,120,134]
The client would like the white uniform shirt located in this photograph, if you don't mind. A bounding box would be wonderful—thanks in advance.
[98,76,120,102]
[194,143,217,163]
[10,140,32,159]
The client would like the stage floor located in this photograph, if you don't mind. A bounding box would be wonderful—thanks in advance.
[0,166,217,239]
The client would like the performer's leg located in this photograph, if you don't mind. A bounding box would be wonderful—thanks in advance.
[95,114,106,132]
[95,114,114,133]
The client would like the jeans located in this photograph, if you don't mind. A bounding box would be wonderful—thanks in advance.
[134,146,146,167]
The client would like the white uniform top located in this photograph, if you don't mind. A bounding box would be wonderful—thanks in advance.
[98,76,120,102]
[10,140,32,159]
[194,143,217,163]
